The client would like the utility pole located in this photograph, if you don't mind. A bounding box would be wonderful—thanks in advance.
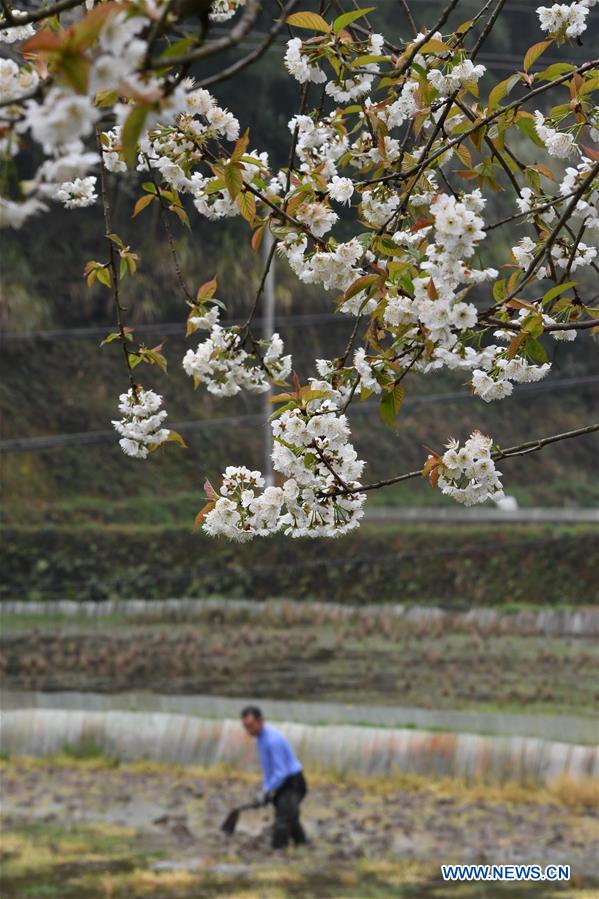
[262,231,276,487]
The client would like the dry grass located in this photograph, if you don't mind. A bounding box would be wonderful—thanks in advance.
[3,754,598,812]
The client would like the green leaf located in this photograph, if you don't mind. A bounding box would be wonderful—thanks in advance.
[141,347,168,372]
[523,39,553,73]
[537,62,575,82]
[286,11,330,31]
[379,383,404,430]
[352,54,388,66]
[166,429,187,448]
[122,105,149,169]
[333,7,375,33]
[418,38,452,55]
[542,281,578,304]
[524,336,548,364]
[343,273,379,301]
[197,277,217,301]
[58,52,89,94]
[96,267,111,288]
[158,35,195,60]
[100,332,121,347]
[204,178,226,195]
[231,129,250,162]
[224,163,243,199]
[487,74,520,111]
[520,311,544,338]
[492,279,506,303]
[516,114,545,148]
[237,190,256,223]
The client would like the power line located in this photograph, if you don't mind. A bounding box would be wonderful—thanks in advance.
[1,375,596,453]
[0,311,348,343]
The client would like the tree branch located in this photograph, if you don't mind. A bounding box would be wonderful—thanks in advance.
[0,0,86,27]
[147,0,260,69]
[360,59,598,187]
[397,0,417,38]
[326,423,599,496]
[482,316,599,333]
[198,0,300,88]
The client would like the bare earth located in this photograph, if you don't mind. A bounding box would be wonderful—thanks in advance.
[1,758,597,898]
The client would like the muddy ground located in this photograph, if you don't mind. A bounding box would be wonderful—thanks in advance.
[1,616,598,716]
[1,757,598,898]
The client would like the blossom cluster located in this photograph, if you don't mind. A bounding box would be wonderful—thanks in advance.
[536,1,596,38]
[432,432,504,506]
[534,112,577,159]
[203,384,366,540]
[112,388,170,459]
[182,307,291,397]
[0,9,35,43]
[209,0,247,22]
[0,57,38,104]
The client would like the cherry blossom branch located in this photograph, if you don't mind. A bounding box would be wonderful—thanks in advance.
[361,59,599,187]
[326,423,599,496]
[482,316,599,332]
[469,0,507,60]
[485,189,580,231]
[497,160,599,307]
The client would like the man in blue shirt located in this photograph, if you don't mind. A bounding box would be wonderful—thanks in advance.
[241,705,308,849]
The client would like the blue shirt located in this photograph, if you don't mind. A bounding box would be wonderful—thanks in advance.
[256,724,302,793]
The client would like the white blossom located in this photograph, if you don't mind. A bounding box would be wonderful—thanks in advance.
[432,431,504,505]
[537,2,590,37]
[284,38,326,84]
[55,176,97,209]
[209,0,247,22]
[0,11,35,43]
[182,309,291,396]
[328,176,354,205]
[534,111,577,159]
[112,388,170,459]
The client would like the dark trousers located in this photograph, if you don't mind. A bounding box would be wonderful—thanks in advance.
[272,771,308,849]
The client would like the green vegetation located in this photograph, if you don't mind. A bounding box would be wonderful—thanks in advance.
[1,521,597,605]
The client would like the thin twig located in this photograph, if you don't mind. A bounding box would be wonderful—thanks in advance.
[143,155,194,304]
[327,423,599,496]
[198,0,300,88]
[485,188,580,231]
[96,131,137,394]
[360,59,598,187]
[398,0,418,38]
[241,235,278,332]
[482,316,599,333]
[146,0,260,69]
[0,0,86,27]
